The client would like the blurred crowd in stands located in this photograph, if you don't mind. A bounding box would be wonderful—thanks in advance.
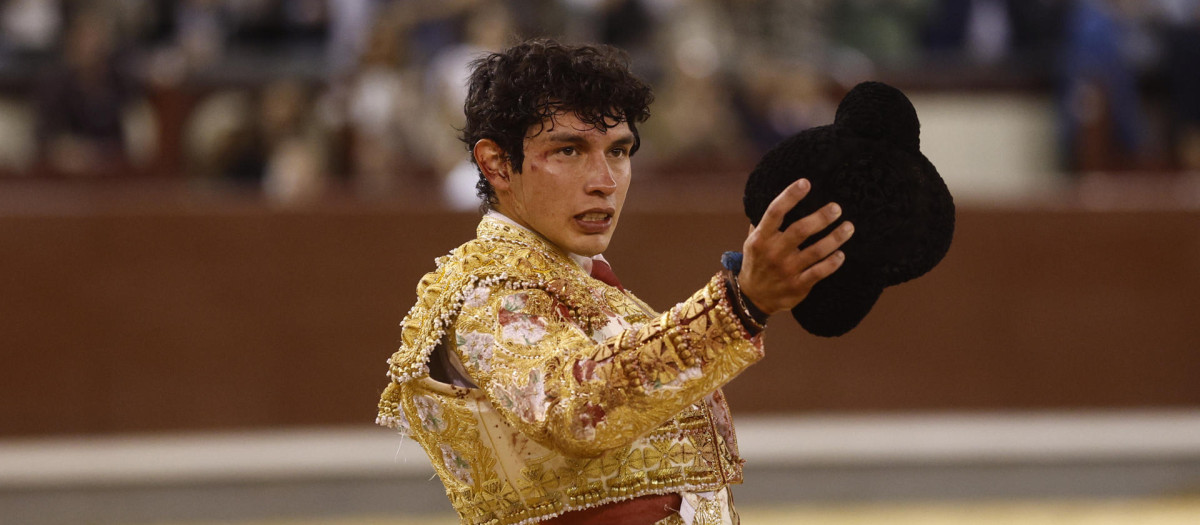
[0,0,1198,205]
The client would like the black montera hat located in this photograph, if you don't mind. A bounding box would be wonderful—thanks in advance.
[742,81,955,337]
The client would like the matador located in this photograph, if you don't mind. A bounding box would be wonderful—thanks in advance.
[377,39,853,524]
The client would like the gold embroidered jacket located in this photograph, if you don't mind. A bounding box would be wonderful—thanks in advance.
[377,217,764,524]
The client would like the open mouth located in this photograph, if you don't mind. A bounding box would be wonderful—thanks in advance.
[576,212,611,222]
[574,210,614,233]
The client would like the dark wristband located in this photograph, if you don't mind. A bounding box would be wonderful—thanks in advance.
[740,287,771,327]
[722,270,768,335]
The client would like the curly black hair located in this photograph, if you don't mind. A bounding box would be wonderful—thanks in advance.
[461,38,654,209]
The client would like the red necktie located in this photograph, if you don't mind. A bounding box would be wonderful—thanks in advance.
[590,259,624,291]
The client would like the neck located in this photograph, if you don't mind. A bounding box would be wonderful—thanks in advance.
[483,210,596,272]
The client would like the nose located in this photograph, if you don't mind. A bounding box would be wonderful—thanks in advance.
[583,154,618,196]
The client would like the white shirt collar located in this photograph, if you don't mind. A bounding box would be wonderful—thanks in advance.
[484,210,606,273]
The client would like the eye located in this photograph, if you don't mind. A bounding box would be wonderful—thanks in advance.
[559,146,577,156]
[609,147,628,158]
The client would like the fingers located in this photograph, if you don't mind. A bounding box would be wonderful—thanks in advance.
[794,249,846,288]
[779,201,843,247]
[757,178,843,252]
[798,220,854,263]
[757,179,811,235]
[792,220,854,276]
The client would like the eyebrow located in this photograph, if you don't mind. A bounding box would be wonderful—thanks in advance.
[545,131,636,148]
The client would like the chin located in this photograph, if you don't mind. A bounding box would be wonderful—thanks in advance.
[570,237,610,257]
[573,245,604,258]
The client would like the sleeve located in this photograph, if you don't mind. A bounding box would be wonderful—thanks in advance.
[449,272,765,457]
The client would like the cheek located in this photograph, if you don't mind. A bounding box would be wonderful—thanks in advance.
[516,161,547,197]
[614,168,632,194]
[516,163,562,218]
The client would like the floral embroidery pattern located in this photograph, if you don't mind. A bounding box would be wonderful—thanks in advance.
[456,331,495,372]
[573,358,599,383]
[501,292,527,311]
[492,369,548,424]
[574,402,607,441]
[462,285,491,308]
[440,444,474,485]
[412,394,445,433]
[498,293,547,345]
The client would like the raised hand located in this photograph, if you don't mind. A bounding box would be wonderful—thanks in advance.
[737,179,855,316]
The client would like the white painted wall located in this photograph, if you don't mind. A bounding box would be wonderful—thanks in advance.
[910,93,1065,204]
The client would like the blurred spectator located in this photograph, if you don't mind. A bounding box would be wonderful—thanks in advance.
[506,0,567,39]
[715,0,841,156]
[923,0,1013,64]
[395,0,481,66]
[729,60,835,156]
[922,0,1068,72]
[175,0,228,69]
[325,0,377,78]
[184,88,256,179]
[263,128,326,204]
[190,77,324,200]
[1162,2,1200,170]
[339,9,424,197]
[426,1,513,206]
[598,0,665,80]
[829,0,932,68]
[641,0,754,168]
[721,0,830,66]
[1057,0,1151,172]
[33,6,139,178]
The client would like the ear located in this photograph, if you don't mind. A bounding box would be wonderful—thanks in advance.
[473,139,514,192]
